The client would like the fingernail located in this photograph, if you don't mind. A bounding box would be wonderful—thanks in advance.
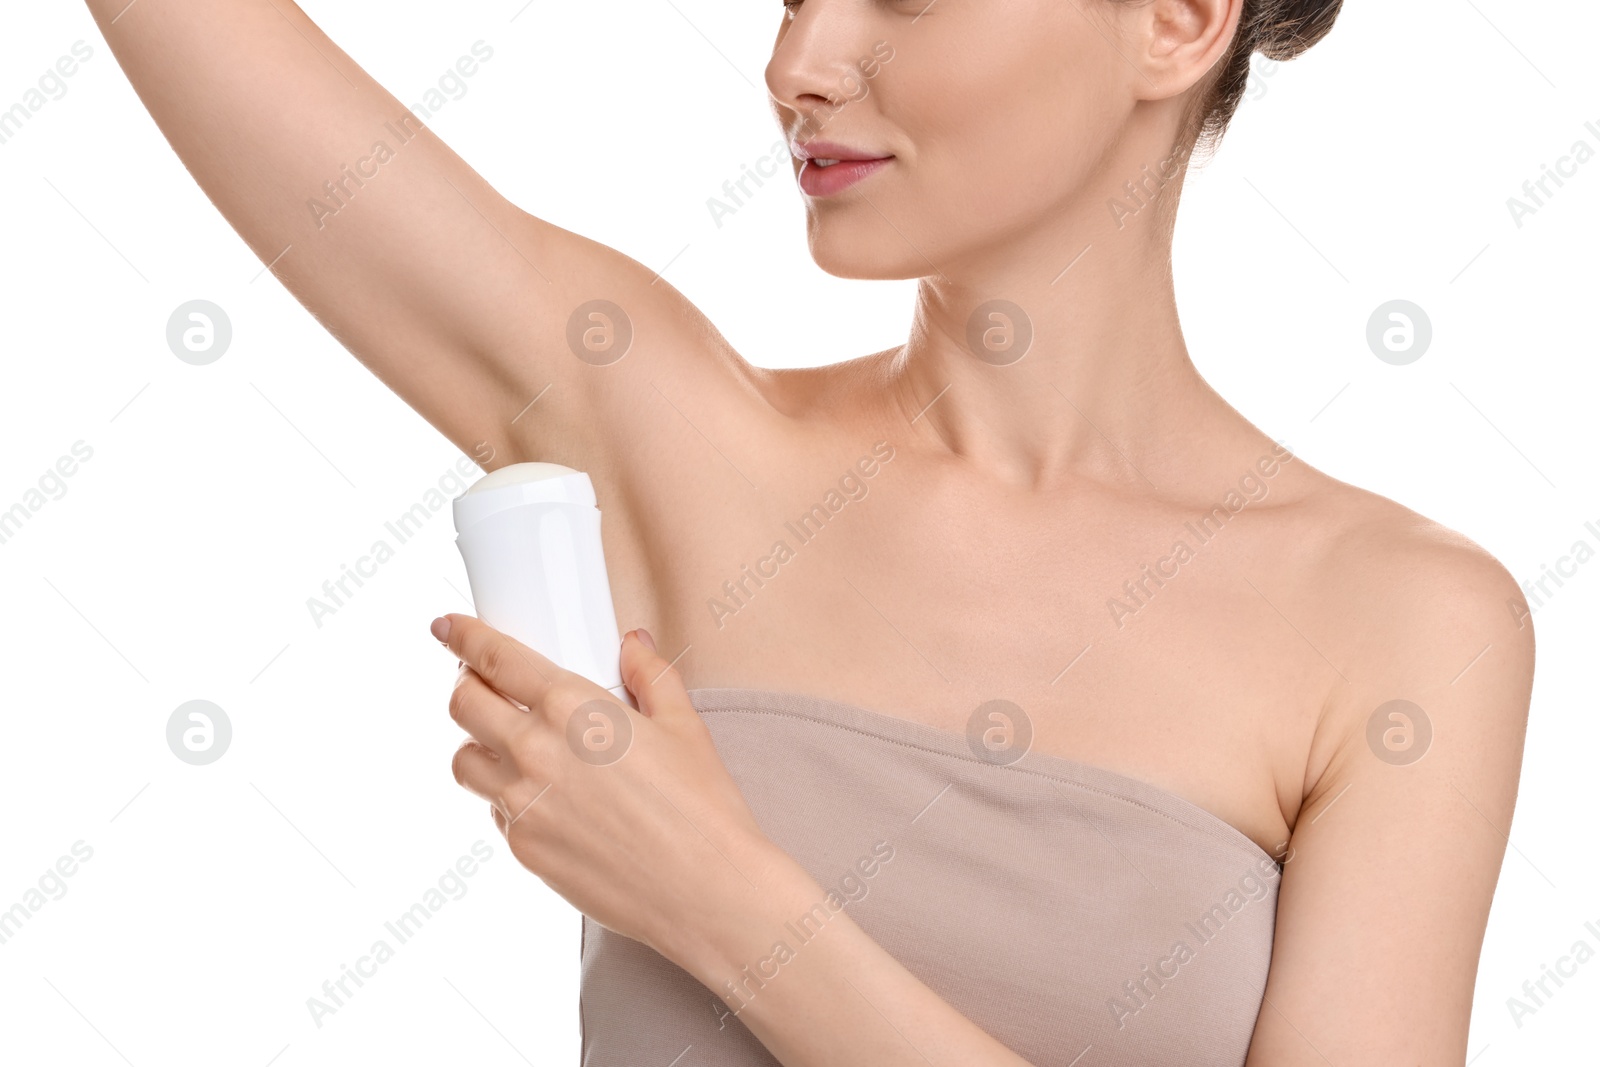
[430,616,451,642]
[637,628,656,651]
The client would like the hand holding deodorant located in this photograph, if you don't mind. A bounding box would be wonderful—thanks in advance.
[451,463,634,708]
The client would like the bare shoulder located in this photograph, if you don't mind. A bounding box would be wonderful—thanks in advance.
[1267,457,1536,813]
[1244,459,1537,1063]
[1297,468,1532,672]
[752,348,900,423]
[512,236,787,485]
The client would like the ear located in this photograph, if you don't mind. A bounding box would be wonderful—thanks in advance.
[1127,0,1243,104]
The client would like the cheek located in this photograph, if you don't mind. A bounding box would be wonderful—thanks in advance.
[898,50,1121,239]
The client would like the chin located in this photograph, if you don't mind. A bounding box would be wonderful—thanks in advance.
[805,214,931,281]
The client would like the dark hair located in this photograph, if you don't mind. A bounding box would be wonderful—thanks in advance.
[1147,0,1345,151]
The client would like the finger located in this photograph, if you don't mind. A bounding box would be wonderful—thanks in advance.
[620,628,692,723]
[435,613,563,712]
[448,669,531,754]
[451,740,519,812]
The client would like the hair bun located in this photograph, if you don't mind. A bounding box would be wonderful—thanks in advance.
[1251,0,1344,61]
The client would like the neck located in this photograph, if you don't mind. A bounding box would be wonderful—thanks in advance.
[882,143,1232,491]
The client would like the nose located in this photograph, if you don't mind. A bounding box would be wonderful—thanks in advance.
[765,2,875,135]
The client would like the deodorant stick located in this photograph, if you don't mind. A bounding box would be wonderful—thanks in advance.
[451,462,633,707]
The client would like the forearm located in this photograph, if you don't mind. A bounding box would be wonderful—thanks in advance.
[663,837,1036,1067]
[83,0,377,255]
[81,0,571,455]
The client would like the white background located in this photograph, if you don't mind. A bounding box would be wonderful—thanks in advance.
[1,1,1596,1064]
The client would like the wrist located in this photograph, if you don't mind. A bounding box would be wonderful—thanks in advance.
[657,834,825,991]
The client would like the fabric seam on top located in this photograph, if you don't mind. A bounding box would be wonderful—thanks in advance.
[692,696,1275,866]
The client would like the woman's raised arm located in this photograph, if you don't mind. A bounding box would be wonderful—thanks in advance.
[84,0,759,469]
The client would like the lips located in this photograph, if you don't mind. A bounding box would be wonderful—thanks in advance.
[790,140,894,197]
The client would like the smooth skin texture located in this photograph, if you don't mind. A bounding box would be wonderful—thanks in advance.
[86,0,1534,1062]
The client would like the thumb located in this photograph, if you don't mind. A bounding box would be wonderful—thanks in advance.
[620,629,691,722]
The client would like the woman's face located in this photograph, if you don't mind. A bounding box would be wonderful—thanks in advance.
[767,0,1145,280]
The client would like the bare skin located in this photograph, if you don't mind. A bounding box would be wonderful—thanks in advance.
[86,0,1534,1063]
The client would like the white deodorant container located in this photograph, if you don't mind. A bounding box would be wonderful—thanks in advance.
[451,463,632,706]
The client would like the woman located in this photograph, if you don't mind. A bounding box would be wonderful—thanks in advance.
[86,0,1533,1063]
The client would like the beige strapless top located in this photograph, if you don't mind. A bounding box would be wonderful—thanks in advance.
[579,688,1280,1066]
